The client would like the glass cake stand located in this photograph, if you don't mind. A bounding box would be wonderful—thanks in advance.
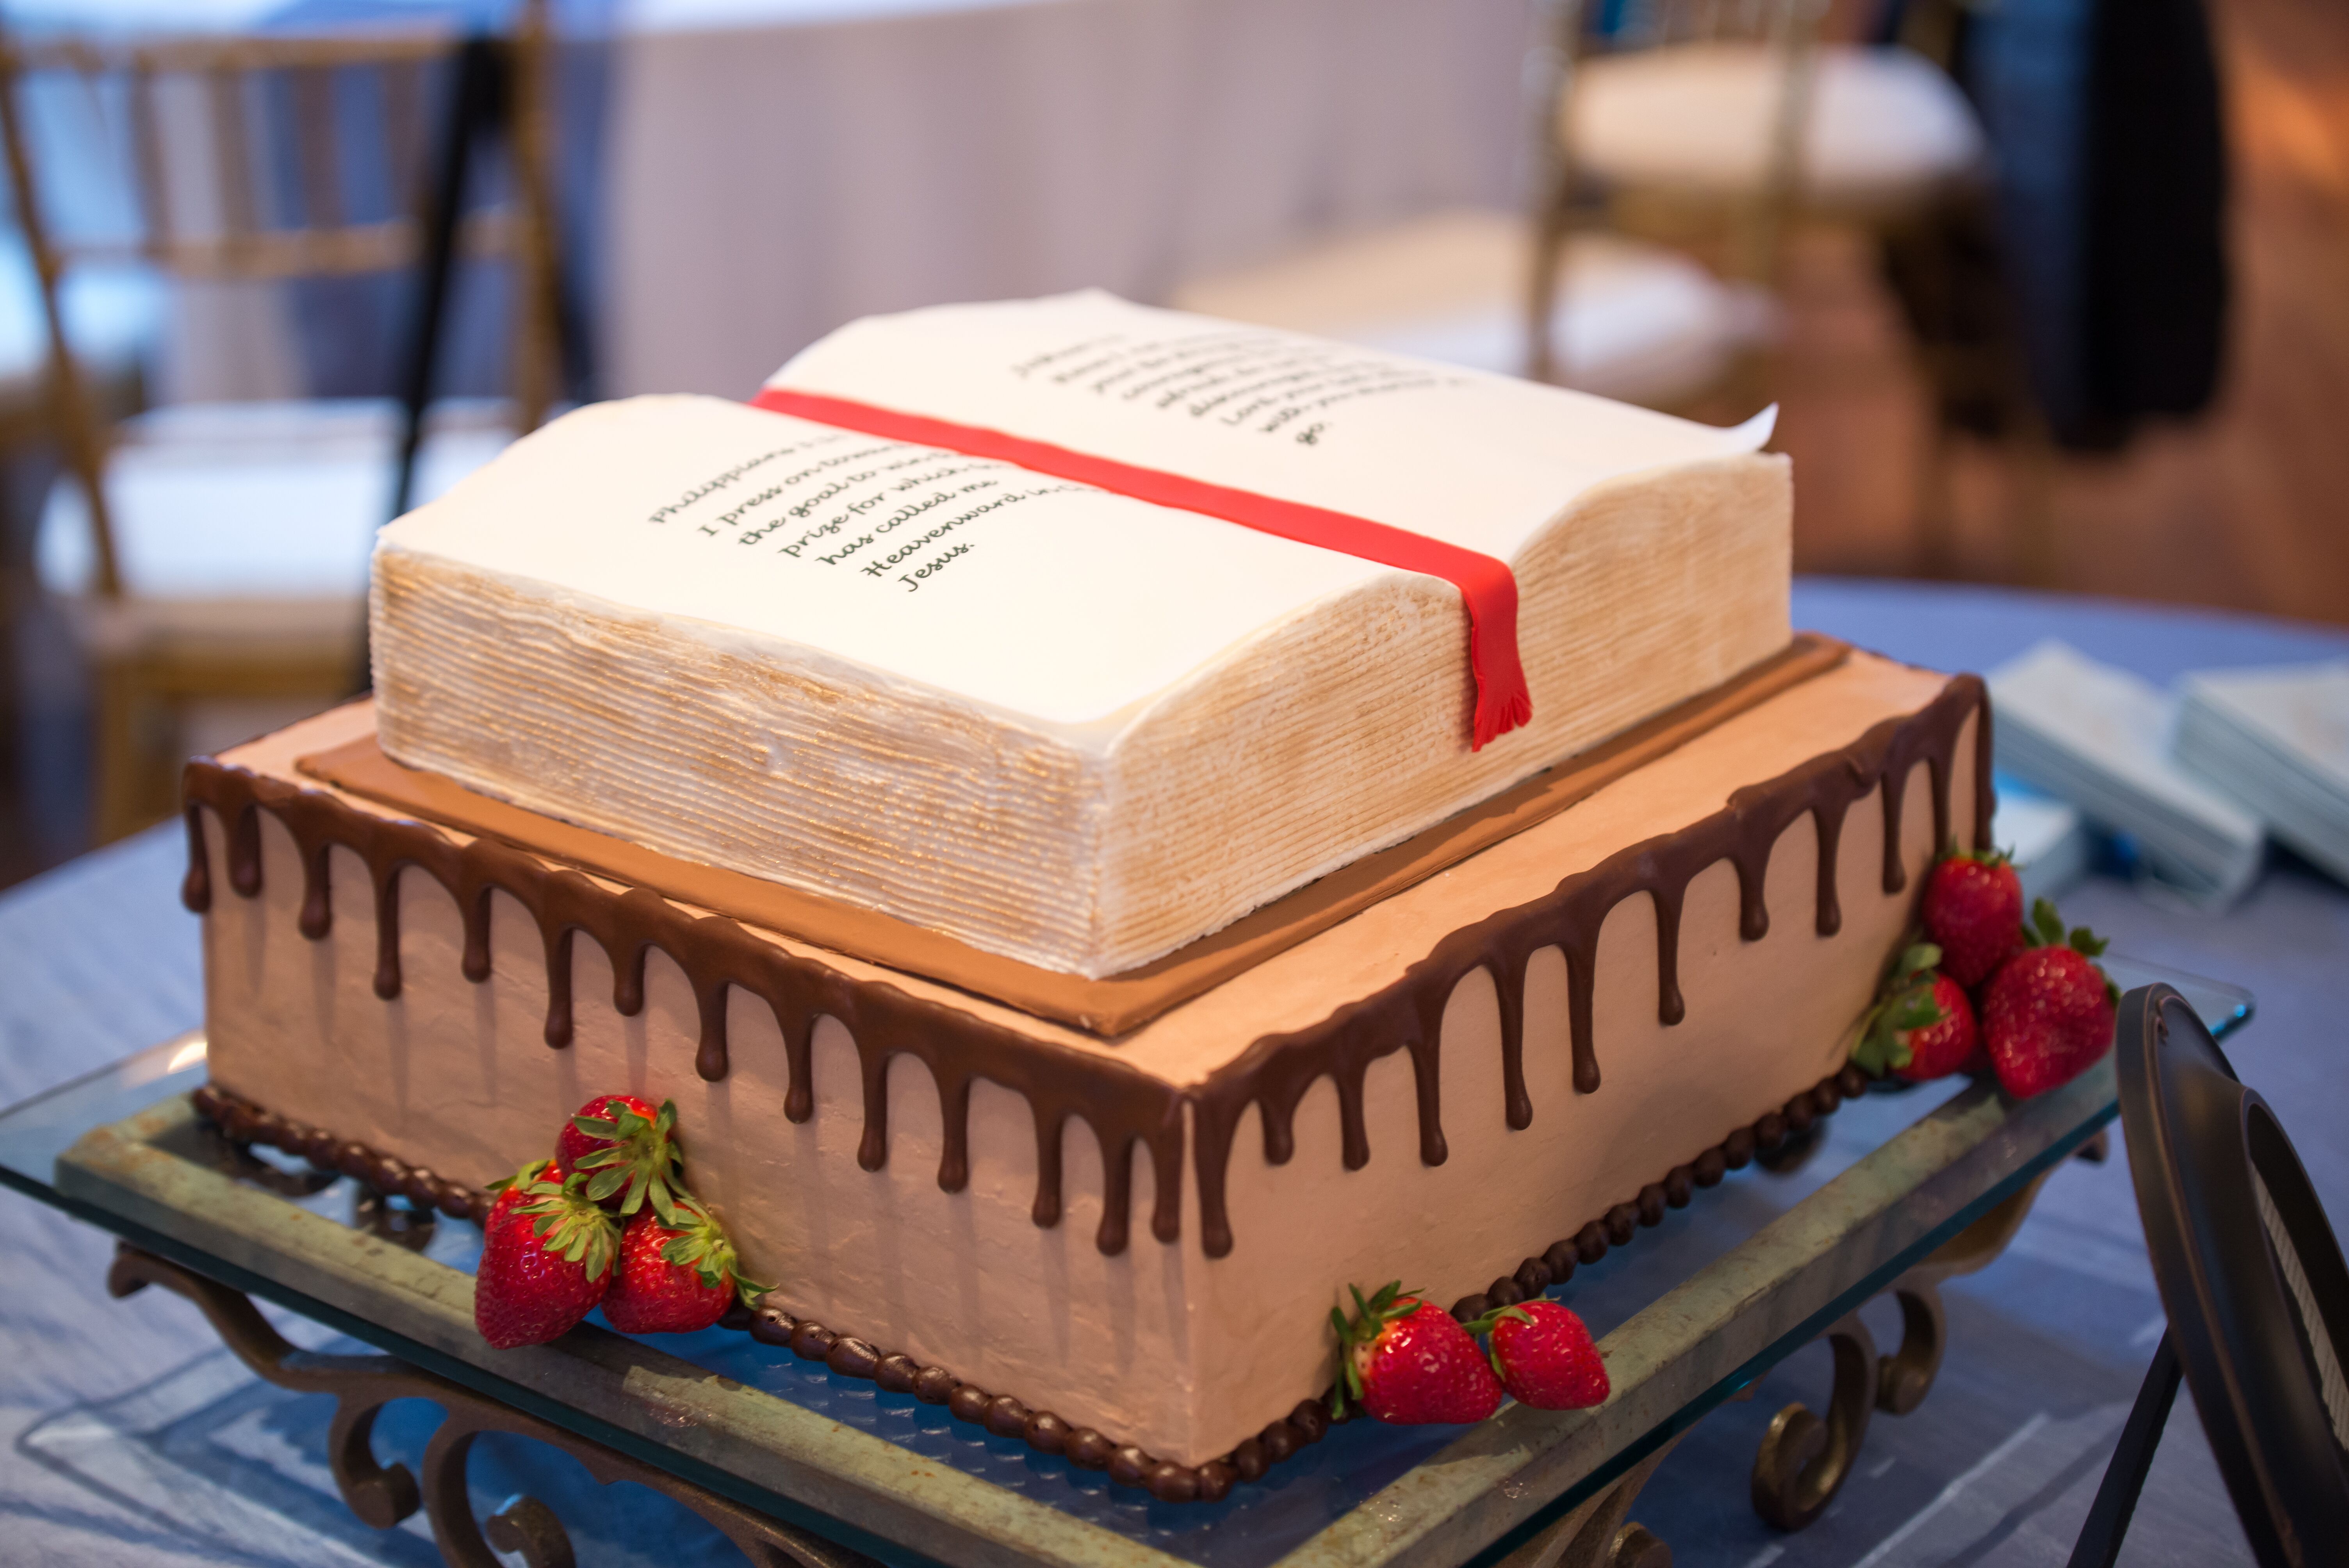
[0,957,2252,1568]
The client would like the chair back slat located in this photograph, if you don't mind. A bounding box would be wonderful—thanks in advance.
[125,61,171,254]
[11,26,532,283]
[506,0,558,435]
[289,64,344,234]
[1523,0,1826,381]
[0,36,122,597]
[379,58,426,229]
[0,10,564,604]
[1605,0,1823,50]
[203,66,261,262]
[12,32,449,77]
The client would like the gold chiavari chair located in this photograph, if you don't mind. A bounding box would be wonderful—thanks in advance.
[0,5,563,842]
[1170,207,1758,414]
[1525,0,1984,387]
[1168,0,1978,419]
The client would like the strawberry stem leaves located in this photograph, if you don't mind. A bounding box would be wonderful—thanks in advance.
[1329,1281,1427,1419]
[1851,942,1949,1076]
[514,1169,619,1279]
[485,1157,551,1199]
[2021,895,2117,1000]
[1941,839,2013,870]
[648,1191,772,1304]
[573,1099,684,1222]
[1460,1302,1538,1378]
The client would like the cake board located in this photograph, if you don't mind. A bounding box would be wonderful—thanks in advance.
[0,959,2251,1568]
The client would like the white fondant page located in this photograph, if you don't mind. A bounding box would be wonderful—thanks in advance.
[772,290,1773,558]
[380,292,1772,731]
[379,396,1381,732]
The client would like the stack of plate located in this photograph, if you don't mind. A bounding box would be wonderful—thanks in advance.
[2174,663,2349,885]
[1987,642,2264,907]
[1989,781,2091,904]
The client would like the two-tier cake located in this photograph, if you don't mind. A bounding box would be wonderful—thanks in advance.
[183,292,1989,1500]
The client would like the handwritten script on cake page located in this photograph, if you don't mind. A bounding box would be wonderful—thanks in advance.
[378,291,1770,732]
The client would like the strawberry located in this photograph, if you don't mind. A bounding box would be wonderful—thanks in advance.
[1472,1299,1609,1410]
[1898,976,1979,1080]
[478,1157,550,1231]
[474,1166,620,1349]
[1981,899,2118,1099]
[602,1194,767,1335]
[1331,1281,1503,1425]
[1920,848,2025,987]
[556,1094,684,1218]
[1852,943,1977,1080]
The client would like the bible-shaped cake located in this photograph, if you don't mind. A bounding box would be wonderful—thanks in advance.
[369,290,1787,978]
[184,292,1993,1500]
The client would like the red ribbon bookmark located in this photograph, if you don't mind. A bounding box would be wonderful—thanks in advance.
[749,386,1533,750]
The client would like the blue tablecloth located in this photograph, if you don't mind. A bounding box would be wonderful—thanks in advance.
[3,579,2344,1567]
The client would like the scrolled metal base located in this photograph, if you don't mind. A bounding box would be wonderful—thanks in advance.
[1875,1274,1947,1417]
[1603,1522,1673,1567]
[1751,1310,1880,1531]
[103,1243,874,1568]
[1745,1139,2093,1532]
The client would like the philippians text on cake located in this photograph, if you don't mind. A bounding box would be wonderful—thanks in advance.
[180,292,1993,1499]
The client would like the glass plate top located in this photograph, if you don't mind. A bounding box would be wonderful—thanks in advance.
[0,956,2256,1568]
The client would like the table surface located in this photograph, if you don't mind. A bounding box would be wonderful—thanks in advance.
[2,578,2347,1568]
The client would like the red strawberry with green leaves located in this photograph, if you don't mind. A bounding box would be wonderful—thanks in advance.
[1331,1281,1503,1425]
[1472,1299,1609,1410]
[1982,899,2118,1099]
[602,1194,768,1335]
[479,1157,551,1231]
[556,1094,683,1218]
[474,1166,620,1349]
[1852,943,1978,1080]
[1921,848,2025,987]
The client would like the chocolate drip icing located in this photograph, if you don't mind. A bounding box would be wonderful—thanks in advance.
[181,770,1187,1255]
[183,672,1989,1261]
[192,1064,1872,1502]
[1186,675,1989,1258]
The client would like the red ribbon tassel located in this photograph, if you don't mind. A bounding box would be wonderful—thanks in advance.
[749,386,1533,750]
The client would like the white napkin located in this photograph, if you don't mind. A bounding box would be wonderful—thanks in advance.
[1990,781,2090,905]
[1988,641,2263,907]
[2174,662,2349,886]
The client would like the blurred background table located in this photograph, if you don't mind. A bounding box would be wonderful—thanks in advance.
[1,579,2345,1566]
[0,0,1534,407]
[1,0,2343,871]
[601,0,1531,401]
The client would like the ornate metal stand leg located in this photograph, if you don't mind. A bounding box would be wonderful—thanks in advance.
[1746,1141,2093,1531]
[104,1243,872,1568]
[1870,1160,2066,1418]
[1873,1273,1947,1417]
[1751,1310,1879,1530]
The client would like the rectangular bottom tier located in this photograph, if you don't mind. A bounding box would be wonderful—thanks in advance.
[191,654,1982,1469]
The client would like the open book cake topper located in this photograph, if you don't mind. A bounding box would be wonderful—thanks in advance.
[745,290,1773,752]
[371,290,1788,977]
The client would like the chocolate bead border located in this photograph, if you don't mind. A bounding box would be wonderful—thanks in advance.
[1439,1064,1875,1322]
[187,1070,1870,1503]
[192,1083,498,1223]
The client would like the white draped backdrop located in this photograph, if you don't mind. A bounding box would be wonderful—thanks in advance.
[5,0,1534,403]
[603,0,1535,397]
